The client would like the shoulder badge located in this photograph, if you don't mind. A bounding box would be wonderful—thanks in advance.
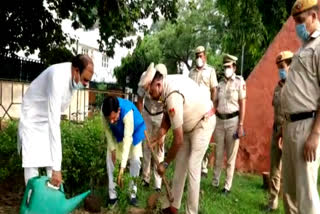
[168,108,175,118]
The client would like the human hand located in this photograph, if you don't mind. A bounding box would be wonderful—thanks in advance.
[278,137,283,150]
[50,170,62,187]
[117,168,124,188]
[237,125,245,138]
[157,162,167,177]
[151,137,164,152]
[304,132,320,162]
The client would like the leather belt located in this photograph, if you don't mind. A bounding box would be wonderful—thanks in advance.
[187,107,216,134]
[284,111,316,122]
[216,111,239,120]
[144,105,163,116]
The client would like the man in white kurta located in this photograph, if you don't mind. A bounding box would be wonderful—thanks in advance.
[18,54,94,186]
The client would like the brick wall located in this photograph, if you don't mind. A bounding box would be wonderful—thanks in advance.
[236,16,301,173]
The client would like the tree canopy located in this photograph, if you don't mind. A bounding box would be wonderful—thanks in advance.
[1,0,178,61]
[216,0,296,78]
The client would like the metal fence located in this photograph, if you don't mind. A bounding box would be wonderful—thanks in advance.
[0,80,137,130]
[0,55,45,82]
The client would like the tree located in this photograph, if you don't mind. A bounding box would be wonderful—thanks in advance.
[155,0,225,72]
[1,0,178,62]
[114,0,226,87]
[40,47,74,67]
[257,0,295,42]
[0,0,68,59]
[215,0,296,78]
[114,35,164,92]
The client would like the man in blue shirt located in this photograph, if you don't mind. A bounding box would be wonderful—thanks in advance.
[101,96,146,206]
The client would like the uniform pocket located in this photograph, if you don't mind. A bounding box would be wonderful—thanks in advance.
[227,87,238,101]
[298,49,316,76]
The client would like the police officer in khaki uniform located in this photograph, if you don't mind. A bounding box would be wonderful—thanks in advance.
[266,51,293,212]
[139,63,216,214]
[212,54,246,194]
[281,1,320,213]
[137,63,167,192]
[189,46,218,177]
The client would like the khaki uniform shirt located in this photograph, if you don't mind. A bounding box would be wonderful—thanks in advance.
[272,81,285,127]
[216,74,246,114]
[281,30,320,114]
[161,75,213,132]
[137,86,163,115]
[189,64,218,99]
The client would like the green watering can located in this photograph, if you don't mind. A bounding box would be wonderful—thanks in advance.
[20,176,90,214]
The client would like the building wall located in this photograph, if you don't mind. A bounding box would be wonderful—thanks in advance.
[78,43,116,83]
[0,80,89,122]
[236,16,301,173]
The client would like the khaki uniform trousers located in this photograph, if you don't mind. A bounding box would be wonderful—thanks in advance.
[268,126,282,209]
[212,116,239,190]
[162,115,216,214]
[282,118,320,214]
[142,111,165,189]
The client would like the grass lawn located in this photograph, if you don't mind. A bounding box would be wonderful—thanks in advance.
[124,168,285,214]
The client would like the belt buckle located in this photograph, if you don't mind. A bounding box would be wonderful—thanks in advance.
[284,113,291,122]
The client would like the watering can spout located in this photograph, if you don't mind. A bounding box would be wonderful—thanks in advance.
[64,190,91,213]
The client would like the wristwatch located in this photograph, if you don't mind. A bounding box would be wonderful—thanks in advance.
[162,161,169,169]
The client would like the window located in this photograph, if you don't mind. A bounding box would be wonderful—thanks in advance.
[102,55,107,67]
[81,47,88,55]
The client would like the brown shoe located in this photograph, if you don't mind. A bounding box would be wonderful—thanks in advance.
[162,206,178,214]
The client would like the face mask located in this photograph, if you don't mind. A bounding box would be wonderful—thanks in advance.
[296,23,310,42]
[72,72,85,90]
[278,68,287,80]
[196,57,204,68]
[224,68,234,78]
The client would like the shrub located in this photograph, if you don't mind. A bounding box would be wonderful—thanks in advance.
[0,116,108,196]
[0,120,22,183]
[61,116,107,195]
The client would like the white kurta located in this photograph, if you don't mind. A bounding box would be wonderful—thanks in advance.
[18,62,75,171]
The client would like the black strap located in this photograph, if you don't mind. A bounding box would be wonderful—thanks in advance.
[286,111,316,122]
[216,111,239,120]
[144,105,163,116]
[164,90,185,104]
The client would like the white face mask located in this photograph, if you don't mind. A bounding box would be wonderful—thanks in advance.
[224,68,234,78]
[72,72,85,90]
[196,57,204,68]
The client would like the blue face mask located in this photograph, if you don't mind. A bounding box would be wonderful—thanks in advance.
[278,69,287,80]
[72,72,85,90]
[296,23,310,42]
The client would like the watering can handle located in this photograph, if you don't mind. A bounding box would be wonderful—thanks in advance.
[47,180,65,192]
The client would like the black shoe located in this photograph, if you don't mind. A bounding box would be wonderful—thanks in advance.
[142,179,150,188]
[201,172,208,178]
[265,205,277,212]
[106,198,118,207]
[129,197,138,206]
[155,188,161,193]
[221,188,230,195]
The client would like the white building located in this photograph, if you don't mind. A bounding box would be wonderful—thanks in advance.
[76,42,116,83]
